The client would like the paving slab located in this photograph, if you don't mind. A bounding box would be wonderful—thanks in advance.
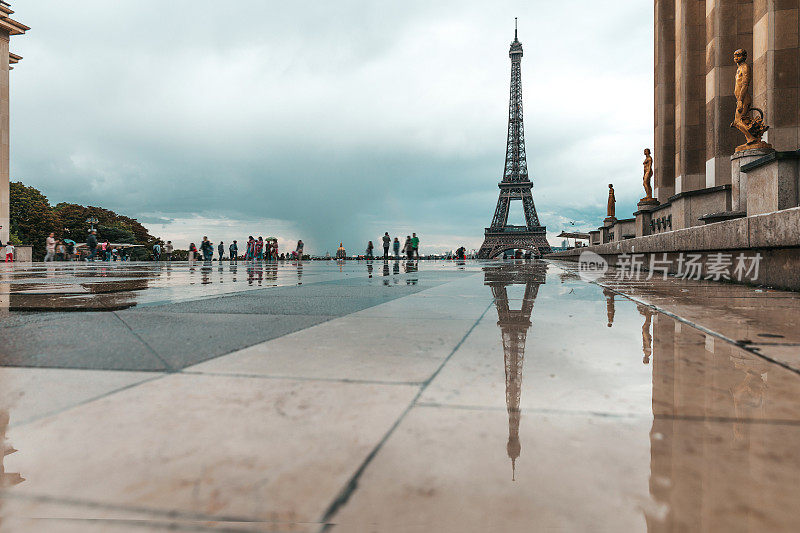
[329,406,800,532]
[4,374,418,526]
[189,315,478,383]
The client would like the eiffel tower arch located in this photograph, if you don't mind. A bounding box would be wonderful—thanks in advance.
[478,21,551,259]
[483,261,547,479]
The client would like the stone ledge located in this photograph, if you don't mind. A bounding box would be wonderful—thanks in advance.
[548,206,800,258]
[741,150,800,172]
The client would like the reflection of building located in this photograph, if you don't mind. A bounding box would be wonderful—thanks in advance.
[484,261,547,479]
[0,410,23,488]
[645,313,788,531]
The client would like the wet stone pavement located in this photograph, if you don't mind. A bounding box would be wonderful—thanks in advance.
[0,259,798,531]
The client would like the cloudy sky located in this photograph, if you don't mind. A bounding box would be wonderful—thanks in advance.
[11,0,652,254]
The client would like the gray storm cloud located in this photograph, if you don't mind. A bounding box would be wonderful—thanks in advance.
[11,0,652,253]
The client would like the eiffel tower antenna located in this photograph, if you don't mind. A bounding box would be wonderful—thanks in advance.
[478,23,551,259]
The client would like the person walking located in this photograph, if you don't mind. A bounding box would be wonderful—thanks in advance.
[188,242,198,261]
[411,232,420,259]
[218,241,225,260]
[86,230,98,262]
[163,241,173,261]
[153,242,161,261]
[56,241,66,261]
[393,237,400,259]
[366,240,374,259]
[44,233,56,262]
[256,237,264,261]
[104,241,112,261]
[201,236,214,261]
[295,240,304,261]
[4,242,13,262]
[382,232,390,258]
[403,236,413,259]
[229,240,238,261]
[246,236,255,261]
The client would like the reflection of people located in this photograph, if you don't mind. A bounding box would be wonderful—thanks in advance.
[607,184,616,218]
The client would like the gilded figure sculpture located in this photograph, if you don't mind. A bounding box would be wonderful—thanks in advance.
[642,149,654,201]
[730,49,771,152]
[607,184,615,219]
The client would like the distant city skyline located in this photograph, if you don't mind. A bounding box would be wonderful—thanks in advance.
[10,0,652,254]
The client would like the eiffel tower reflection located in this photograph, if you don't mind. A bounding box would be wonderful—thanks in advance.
[483,261,547,480]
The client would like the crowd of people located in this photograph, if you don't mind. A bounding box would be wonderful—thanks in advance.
[180,236,305,262]
[5,229,435,263]
[365,232,421,259]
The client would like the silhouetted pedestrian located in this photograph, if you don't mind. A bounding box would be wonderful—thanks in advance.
[382,232,390,258]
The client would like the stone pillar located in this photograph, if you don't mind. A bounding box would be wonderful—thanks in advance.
[655,0,677,202]
[705,0,753,188]
[634,204,659,237]
[675,0,708,194]
[753,1,800,152]
[731,148,773,211]
[0,30,8,245]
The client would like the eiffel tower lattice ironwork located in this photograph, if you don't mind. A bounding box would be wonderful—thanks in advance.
[478,21,551,259]
[484,262,547,480]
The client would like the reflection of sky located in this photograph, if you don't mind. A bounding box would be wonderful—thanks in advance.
[11,0,652,254]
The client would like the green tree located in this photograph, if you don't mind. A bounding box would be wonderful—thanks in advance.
[9,181,59,259]
[10,182,161,260]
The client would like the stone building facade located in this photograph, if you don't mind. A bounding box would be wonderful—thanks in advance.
[0,2,26,244]
[654,0,799,201]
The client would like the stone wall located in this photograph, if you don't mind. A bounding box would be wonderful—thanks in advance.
[549,206,800,290]
[654,0,800,197]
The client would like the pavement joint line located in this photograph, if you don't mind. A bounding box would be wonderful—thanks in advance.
[317,298,496,531]
[178,370,425,387]
[592,281,800,378]
[9,373,167,429]
[21,518,263,533]
[0,491,323,530]
[110,312,176,373]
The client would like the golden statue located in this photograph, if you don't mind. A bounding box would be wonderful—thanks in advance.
[731,49,771,152]
[640,148,657,203]
[606,184,616,219]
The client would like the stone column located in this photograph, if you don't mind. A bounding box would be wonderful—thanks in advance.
[655,0,677,202]
[753,0,800,152]
[705,0,753,188]
[0,29,8,245]
[675,0,708,194]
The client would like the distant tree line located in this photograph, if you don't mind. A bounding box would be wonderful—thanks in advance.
[9,181,160,260]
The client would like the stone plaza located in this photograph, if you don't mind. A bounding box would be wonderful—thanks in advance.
[0,259,798,531]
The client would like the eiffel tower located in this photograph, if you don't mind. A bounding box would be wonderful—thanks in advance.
[478,21,551,259]
[484,261,547,479]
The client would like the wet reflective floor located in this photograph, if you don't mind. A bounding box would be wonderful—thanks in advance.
[0,260,798,531]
